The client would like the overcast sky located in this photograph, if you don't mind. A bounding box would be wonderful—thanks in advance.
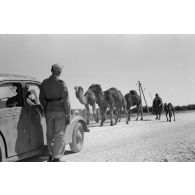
[0,34,195,109]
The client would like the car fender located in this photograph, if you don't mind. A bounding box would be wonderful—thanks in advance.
[65,115,89,144]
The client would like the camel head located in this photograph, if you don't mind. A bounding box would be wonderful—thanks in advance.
[84,89,93,98]
[164,103,167,109]
[103,90,113,103]
[74,86,84,99]
[74,86,84,93]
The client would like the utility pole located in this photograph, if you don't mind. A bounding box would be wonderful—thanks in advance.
[138,81,142,108]
[138,81,150,113]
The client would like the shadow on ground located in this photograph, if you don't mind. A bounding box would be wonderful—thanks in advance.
[88,120,111,128]
[18,148,75,162]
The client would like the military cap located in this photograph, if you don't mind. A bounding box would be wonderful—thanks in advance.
[51,63,64,72]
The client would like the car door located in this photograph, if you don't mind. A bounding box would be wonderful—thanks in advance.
[0,82,30,157]
[24,82,46,151]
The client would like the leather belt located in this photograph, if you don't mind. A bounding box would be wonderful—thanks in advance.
[45,97,63,102]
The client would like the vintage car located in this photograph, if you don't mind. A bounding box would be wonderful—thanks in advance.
[0,73,89,162]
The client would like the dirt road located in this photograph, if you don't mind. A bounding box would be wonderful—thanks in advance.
[23,111,195,162]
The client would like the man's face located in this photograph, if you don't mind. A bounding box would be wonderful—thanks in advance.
[52,69,61,76]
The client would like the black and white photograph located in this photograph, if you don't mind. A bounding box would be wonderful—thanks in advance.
[0,1,195,195]
[0,34,194,162]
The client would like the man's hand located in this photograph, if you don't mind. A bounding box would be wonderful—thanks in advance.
[66,115,70,125]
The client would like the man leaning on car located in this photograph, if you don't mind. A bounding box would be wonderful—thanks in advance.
[39,63,71,162]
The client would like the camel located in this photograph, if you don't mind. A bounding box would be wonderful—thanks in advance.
[164,103,176,122]
[125,90,143,121]
[88,84,107,126]
[74,86,99,124]
[114,90,128,122]
[88,84,128,126]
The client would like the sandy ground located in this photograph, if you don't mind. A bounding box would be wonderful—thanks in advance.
[22,111,195,162]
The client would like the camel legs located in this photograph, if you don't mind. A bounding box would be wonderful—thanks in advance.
[136,105,139,120]
[172,110,176,122]
[127,108,131,122]
[100,107,106,126]
[168,111,172,122]
[109,107,114,126]
[116,110,121,123]
[92,104,99,123]
[96,108,99,122]
[165,112,169,121]
[165,108,175,122]
[113,109,119,123]
[118,109,122,122]
[85,104,90,125]
[123,107,128,125]
[117,107,128,124]
[113,107,121,125]
[136,103,143,121]
[108,107,120,126]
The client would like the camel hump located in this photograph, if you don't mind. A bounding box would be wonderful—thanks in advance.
[104,88,124,104]
[106,87,120,94]
[109,87,118,91]
[89,84,103,94]
[168,102,174,109]
[130,90,138,96]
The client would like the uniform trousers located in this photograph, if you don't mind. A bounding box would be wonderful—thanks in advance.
[45,111,66,159]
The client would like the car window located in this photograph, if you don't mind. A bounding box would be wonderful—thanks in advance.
[0,83,23,109]
[26,84,40,105]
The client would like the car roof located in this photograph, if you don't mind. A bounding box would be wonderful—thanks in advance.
[0,73,40,83]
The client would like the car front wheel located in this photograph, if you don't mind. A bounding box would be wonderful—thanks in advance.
[0,145,5,162]
[0,137,6,162]
[0,147,2,162]
[69,122,84,153]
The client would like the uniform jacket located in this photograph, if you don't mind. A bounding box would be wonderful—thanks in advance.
[39,75,70,115]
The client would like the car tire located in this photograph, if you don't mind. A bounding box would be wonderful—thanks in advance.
[0,147,3,162]
[69,122,84,153]
[0,137,6,162]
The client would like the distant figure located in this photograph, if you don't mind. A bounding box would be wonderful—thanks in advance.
[164,103,176,122]
[152,93,163,120]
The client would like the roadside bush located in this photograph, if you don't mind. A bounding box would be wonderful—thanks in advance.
[186,104,195,110]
